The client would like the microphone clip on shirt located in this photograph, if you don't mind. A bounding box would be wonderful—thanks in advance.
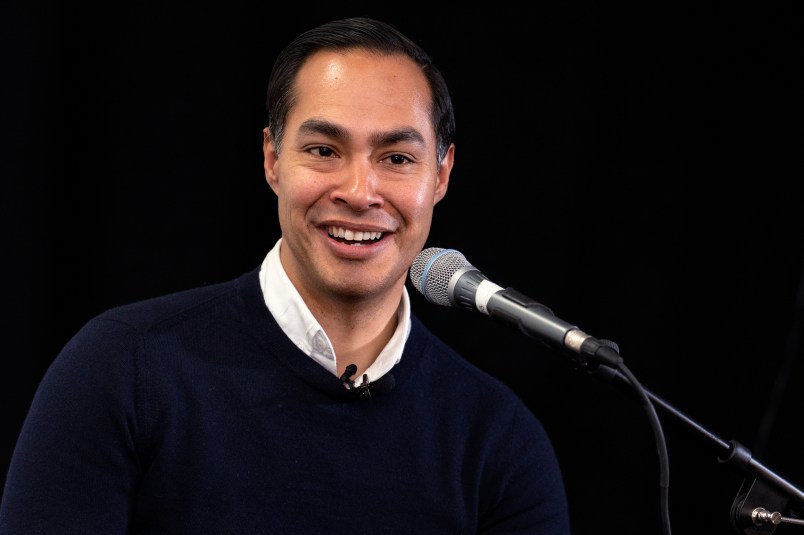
[340,364,394,397]
[340,364,358,390]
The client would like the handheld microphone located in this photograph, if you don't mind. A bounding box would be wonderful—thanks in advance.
[409,247,622,368]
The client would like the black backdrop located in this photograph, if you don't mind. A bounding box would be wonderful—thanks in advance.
[2,3,803,534]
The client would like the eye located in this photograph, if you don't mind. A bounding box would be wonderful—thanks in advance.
[386,153,412,165]
[308,146,336,158]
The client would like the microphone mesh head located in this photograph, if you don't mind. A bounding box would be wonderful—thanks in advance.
[409,247,471,306]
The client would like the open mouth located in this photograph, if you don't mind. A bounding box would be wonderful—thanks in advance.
[328,226,383,245]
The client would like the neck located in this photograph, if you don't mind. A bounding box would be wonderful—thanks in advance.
[330,311,398,379]
[303,287,403,379]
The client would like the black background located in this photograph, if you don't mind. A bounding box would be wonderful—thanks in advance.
[2,2,803,534]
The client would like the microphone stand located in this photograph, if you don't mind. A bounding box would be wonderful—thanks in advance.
[587,362,804,534]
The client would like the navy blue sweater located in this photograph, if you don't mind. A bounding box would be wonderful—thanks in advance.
[0,268,570,534]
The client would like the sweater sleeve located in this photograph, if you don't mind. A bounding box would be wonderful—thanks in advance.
[0,317,145,535]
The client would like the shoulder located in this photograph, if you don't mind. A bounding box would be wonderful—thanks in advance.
[95,269,258,331]
[408,316,509,387]
[407,315,568,529]
[408,315,535,415]
[56,268,262,365]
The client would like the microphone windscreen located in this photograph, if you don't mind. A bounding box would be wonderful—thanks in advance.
[409,247,471,306]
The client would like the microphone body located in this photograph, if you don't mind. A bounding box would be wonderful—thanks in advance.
[410,247,621,368]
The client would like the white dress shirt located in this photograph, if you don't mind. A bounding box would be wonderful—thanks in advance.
[258,238,410,386]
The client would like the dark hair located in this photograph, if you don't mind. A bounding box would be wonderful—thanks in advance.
[265,17,455,165]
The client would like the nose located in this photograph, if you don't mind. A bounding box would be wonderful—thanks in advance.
[331,160,384,211]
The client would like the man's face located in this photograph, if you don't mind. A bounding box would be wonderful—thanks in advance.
[263,49,453,305]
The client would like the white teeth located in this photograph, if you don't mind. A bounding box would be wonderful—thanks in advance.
[328,226,382,242]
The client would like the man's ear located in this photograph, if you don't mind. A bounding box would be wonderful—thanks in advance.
[433,143,455,205]
[263,127,279,195]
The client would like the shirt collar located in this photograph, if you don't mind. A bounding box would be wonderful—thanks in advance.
[258,238,410,386]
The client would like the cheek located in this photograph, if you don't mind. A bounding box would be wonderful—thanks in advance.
[274,183,315,234]
[394,183,436,224]
[277,171,328,211]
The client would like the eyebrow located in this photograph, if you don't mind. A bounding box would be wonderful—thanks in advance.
[297,118,427,148]
[370,128,426,148]
[298,119,347,140]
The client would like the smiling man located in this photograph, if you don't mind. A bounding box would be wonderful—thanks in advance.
[0,17,571,534]
[263,45,450,384]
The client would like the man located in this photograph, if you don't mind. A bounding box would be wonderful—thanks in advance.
[0,17,570,533]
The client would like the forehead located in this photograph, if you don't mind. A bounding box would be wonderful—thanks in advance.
[287,49,435,140]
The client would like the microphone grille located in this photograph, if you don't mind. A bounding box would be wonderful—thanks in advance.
[409,247,471,306]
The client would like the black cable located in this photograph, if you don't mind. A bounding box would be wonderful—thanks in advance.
[615,361,672,535]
